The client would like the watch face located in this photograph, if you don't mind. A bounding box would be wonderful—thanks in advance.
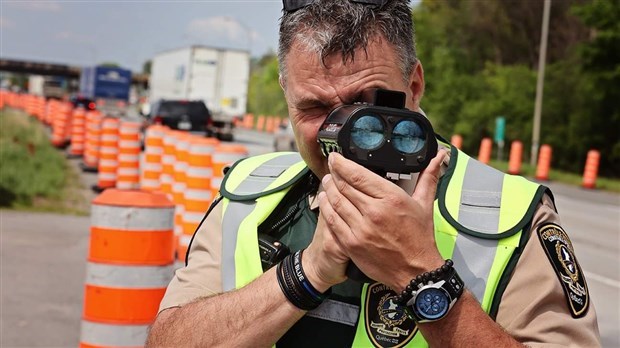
[414,287,449,320]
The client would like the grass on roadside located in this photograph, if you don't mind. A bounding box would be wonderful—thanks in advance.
[0,108,87,214]
[488,159,620,193]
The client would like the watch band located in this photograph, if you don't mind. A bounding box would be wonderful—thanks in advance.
[406,268,464,322]
[436,268,464,301]
[395,260,465,322]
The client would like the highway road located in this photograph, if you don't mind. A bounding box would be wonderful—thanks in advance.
[1,128,618,347]
[545,181,620,347]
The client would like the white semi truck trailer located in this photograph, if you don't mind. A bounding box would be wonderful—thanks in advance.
[149,46,251,140]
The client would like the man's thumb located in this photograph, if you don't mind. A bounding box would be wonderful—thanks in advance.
[413,149,447,202]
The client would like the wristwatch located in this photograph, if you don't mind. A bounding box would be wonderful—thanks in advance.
[405,269,464,323]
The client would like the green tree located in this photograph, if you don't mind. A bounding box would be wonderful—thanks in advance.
[247,53,287,118]
[413,0,618,177]
[142,60,152,74]
[571,0,620,176]
[98,62,120,68]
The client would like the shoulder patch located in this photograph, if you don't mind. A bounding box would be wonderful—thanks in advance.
[537,223,589,318]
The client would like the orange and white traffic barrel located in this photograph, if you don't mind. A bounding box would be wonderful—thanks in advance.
[233,116,241,128]
[210,144,248,198]
[64,106,75,146]
[450,134,463,149]
[172,133,192,247]
[478,138,492,164]
[33,96,40,119]
[265,116,275,133]
[43,99,58,125]
[535,144,552,181]
[34,96,45,121]
[508,140,523,175]
[69,107,87,157]
[116,121,141,190]
[82,111,103,172]
[582,150,600,189]
[160,130,178,198]
[244,113,254,129]
[51,103,72,148]
[256,115,265,132]
[95,118,120,191]
[80,189,174,348]
[3,91,11,108]
[44,99,55,126]
[38,96,46,121]
[141,125,166,191]
[179,137,220,262]
[24,94,35,117]
[34,96,43,120]
[46,99,55,125]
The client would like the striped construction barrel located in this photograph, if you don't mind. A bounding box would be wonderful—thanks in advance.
[179,137,219,261]
[82,111,103,171]
[116,121,141,190]
[171,133,192,250]
[256,115,265,132]
[95,118,120,190]
[51,103,72,148]
[69,107,87,157]
[80,189,175,348]
[210,144,249,199]
[141,125,166,191]
[159,130,178,198]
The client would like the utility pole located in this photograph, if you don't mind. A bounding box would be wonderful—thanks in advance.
[531,0,551,166]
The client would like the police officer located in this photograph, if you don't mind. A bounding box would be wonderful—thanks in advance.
[147,1,600,347]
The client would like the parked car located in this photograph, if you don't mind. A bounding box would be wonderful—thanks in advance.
[146,99,213,135]
[274,121,297,152]
[70,95,96,110]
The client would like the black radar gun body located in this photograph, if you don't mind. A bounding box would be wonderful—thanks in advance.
[317,88,439,282]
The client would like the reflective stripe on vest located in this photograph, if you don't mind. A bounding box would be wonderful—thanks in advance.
[221,149,543,347]
[220,152,308,291]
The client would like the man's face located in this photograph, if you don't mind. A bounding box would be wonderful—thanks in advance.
[280,35,423,179]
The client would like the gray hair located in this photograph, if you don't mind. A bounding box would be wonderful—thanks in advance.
[278,0,416,84]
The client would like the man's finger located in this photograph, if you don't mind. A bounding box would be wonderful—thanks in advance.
[317,191,353,247]
[412,149,447,203]
[322,174,363,226]
[328,152,391,199]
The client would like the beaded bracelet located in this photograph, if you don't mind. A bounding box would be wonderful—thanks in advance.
[395,259,455,305]
[276,249,331,310]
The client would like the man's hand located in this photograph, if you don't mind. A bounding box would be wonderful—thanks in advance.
[302,213,350,292]
[318,150,447,291]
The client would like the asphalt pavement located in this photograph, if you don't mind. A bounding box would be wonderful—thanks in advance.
[1,210,90,347]
[1,129,619,347]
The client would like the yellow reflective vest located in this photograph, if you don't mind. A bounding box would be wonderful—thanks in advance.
[218,146,547,347]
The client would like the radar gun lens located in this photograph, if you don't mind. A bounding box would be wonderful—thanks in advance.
[391,120,425,154]
[351,115,385,150]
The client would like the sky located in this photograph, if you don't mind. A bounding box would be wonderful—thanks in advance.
[1,1,285,73]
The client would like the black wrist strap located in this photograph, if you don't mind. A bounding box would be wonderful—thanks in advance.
[276,249,331,310]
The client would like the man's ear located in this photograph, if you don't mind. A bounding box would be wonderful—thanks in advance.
[279,75,286,91]
[408,61,425,110]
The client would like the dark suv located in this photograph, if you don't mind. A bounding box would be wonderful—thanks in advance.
[70,95,96,110]
[147,100,213,135]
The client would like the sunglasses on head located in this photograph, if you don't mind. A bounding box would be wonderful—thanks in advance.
[283,0,389,12]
